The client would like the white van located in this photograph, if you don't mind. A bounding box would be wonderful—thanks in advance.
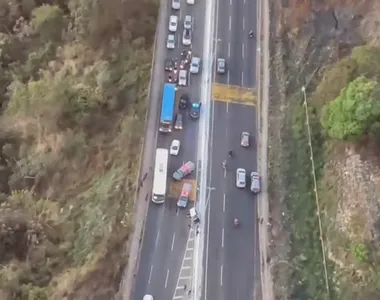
[178,70,187,86]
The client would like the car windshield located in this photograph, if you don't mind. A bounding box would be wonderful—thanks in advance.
[172,145,178,150]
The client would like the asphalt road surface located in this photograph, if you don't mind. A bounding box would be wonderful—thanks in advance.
[132,0,206,298]
[202,0,260,298]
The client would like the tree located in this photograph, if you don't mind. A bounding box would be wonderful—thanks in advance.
[321,76,380,140]
[31,5,64,42]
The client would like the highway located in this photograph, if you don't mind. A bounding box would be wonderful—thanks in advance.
[132,0,207,299]
[202,0,260,298]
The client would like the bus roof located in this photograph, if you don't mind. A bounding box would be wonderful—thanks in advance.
[152,148,169,196]
[160,83,176,122]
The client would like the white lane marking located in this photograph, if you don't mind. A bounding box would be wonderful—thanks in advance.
[227,70,230,84]
[228,43,231,58]
[224,168,226,178]
[148,265,153,284]
[176,208,179,216]
[244,0,246,4]
[230,0,232,5]
[220,264,224,286]
[229,16,231,31]
[242,71,244,86]
[171,233,176,251]
[165,269,170,288]
[182,266,191,270]
[242,43,244,58]
[223,193,226,212]
[177,34,180,47]
[221,228,224,248]
[155,231,160,248]
[226,102,229,113]
[243,18,245,30]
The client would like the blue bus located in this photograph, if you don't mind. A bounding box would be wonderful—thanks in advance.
[159,83,176,132]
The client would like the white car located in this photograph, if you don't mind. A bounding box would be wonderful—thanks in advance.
[187,0,194,4]
[143,295,153,300]
[182,29,192,46]
[167,34,175,49]
[184,15,192,30]
[236,168,246,188]
[178,70,187,86]
[172,0,180,9]
[170,140,180,156]
[190,56,201,74]
[169,15,178,32]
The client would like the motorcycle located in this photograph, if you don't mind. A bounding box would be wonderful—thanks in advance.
[234,218,239,227]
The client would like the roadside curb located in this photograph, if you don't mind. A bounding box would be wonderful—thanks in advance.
[119,0,168,298]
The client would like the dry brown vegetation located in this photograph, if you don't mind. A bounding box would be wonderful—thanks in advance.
[268,0,380,299]
[0,0,158,299]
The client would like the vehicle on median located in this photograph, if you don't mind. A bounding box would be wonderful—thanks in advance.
[241,131,250,147]
[236,168,246,188]
[178,70,187,86]
[170,139,180,156]
[159,83,176,132]
[177,183,192,208]
[250,171,261,193]
[169,15,178,32]
[173,161,195,181]
[152,148,169,203]
[189,102,201,119]
[190,56,201,74]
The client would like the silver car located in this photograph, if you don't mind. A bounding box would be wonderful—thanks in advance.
[241,132,250,147]
[182,29,192,46]
[184,15,192,30]
[217,58,226,74]
[190,56,201,74]
[167,34,175,49]
[172,0,180,9]
[250,172,261,193]
[236,168,246,188]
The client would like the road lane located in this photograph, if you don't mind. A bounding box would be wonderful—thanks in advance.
[133,0,207,298]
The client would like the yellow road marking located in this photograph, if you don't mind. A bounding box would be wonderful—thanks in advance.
[168,179,197,201]
[212,83,256,106]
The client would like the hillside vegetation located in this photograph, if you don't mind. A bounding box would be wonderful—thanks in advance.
[268,0,380,299]
[0,0,158,299]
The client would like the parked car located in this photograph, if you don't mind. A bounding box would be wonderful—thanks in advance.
[217,58,226,74]
[182,29,192,46]
[169,15,178,32]
[174,113,183,130]
[172,0,180,9]
[178,70,187,86]
[241,132,250,147]
[250,171,261,193]
[189,102,201,119]
[167,34,175,49]
[177,183,192,208]
[173,161,195,181]
[190,56,201,74]
[184,15,192,30]
[236,168,246,188]
[170,139,180,156]
[179,93,189,109]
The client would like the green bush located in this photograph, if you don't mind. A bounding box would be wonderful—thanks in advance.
[352,243,370,263]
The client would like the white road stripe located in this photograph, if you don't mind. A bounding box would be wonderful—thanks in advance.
[242,43,244,58]
[220,264,224,286]
[148,265,153,284]
[155,231,160,248]
[223,193,226,212]
[242,71,244,86]
[165,269,170,288]
[221,228,224,248]
[171,233,176,251]
[243,18,245,30]
[229,16,231,31]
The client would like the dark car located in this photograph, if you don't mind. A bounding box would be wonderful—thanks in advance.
[168,69,178,83]
[165,58,178,71]
[189,102,201,119]
[180,50,192,69]
[179,93,189,109]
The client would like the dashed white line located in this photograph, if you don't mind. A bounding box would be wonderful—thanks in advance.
[230,0,232,5]
[242,43,244,58]
[171,233,176,251]
[228,43,231,58]
[243,18,245,30]
[165,269,170,288]
[229,16,231,31]
[221,228,224,248]
[242,71,244,86]
[220,264,224,286]
[226,102,229,113]
[148,265,153,284]
[155,231,160,248]
[223,193,226,212]
[227,70,230,84]
[224,168,226,178]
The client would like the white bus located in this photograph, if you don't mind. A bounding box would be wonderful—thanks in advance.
[152,148,169,203]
